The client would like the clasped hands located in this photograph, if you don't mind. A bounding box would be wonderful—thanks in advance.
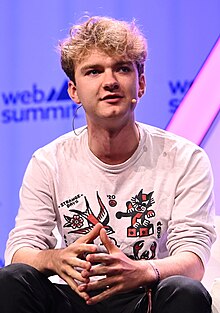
[53,223,149,305]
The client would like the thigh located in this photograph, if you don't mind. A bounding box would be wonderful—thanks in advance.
[0,264,72,313]
[94,288,148,313]
[2,264,146,313]
[152,275,212,313]
[55,285,99,313]
[63,286,148,313]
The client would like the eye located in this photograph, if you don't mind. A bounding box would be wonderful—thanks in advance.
[85,69,100,76]
[118,66,132,73]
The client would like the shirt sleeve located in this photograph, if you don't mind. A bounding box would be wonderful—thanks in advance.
[5,153,58,265]
[167,147,216,266]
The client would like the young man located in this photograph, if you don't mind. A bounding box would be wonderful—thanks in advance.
[0,16,216,313]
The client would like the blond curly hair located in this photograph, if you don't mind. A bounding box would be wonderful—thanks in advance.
[59,16,147,82]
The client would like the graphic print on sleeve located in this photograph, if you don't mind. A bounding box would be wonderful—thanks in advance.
[116,189,155,237]
[63,191,115,235]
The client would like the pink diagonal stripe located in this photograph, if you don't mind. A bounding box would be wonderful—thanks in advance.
[166,37,220,145]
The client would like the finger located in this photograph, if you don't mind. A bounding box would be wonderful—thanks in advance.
[79,276,114,292]
[62,254,92,273]
[81,262,109,278]
[63,274,90,301]
[100,228,120,253]
[67,255,90,268]
[77,223,103,244]
[70,243,98,258]
[64,265,90,283]
[86,286,116,305]
[86,252,110,264]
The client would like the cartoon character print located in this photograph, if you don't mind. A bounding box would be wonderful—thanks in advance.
[116,189,155,237]
[63,191,115,235]
[129,240,157,260]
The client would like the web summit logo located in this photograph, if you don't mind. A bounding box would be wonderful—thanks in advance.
[1,80,78,124]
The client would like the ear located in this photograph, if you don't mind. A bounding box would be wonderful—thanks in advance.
[68,81,81,104]
[138,74,146,98]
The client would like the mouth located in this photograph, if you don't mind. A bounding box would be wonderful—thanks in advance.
[101,94,123,101]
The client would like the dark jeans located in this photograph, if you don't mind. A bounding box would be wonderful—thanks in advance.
[0,263,212,313]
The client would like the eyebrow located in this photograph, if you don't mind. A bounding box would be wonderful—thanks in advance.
[80,64,100,74]
[80,60,134,74]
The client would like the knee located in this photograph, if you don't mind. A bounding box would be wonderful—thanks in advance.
[157,275,209,298]
[153,276,211,312]
[0,263,41,287]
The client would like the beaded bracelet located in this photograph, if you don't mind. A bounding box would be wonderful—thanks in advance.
[148,260,161,286]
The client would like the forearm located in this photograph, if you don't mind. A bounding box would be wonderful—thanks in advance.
[11,224,103,280]
[11,247,59,276]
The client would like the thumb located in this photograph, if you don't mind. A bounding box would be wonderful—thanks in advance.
[100,228,120,253]
[78,223,103,244]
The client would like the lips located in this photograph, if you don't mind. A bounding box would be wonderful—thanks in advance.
[101,94,123,101]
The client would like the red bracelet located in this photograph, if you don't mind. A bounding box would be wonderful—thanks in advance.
[148,260,161,286]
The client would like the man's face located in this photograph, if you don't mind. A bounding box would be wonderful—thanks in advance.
[68,49,145,128]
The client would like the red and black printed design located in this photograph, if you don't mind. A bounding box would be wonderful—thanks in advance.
[129,240,157,260]
[116,189,155,237]
[63,191,115,235]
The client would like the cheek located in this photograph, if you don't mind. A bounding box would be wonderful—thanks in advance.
[126,77,140,93]
[77,81,98,99]
[75,87,90,103]
[129,83,140,98]
[76,89,97,113]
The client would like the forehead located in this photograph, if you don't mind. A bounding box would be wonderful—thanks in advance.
[75,49,134,70]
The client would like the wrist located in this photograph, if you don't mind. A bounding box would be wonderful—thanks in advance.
[38,248,60,276]
[138,259,160,288]
[148,260,161,287]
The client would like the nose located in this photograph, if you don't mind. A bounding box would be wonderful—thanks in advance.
[103,71,119,91]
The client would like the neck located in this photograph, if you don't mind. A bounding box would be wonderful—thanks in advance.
[87,121,140,165]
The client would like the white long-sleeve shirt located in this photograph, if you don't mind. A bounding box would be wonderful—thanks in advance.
[5,123,216,266]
